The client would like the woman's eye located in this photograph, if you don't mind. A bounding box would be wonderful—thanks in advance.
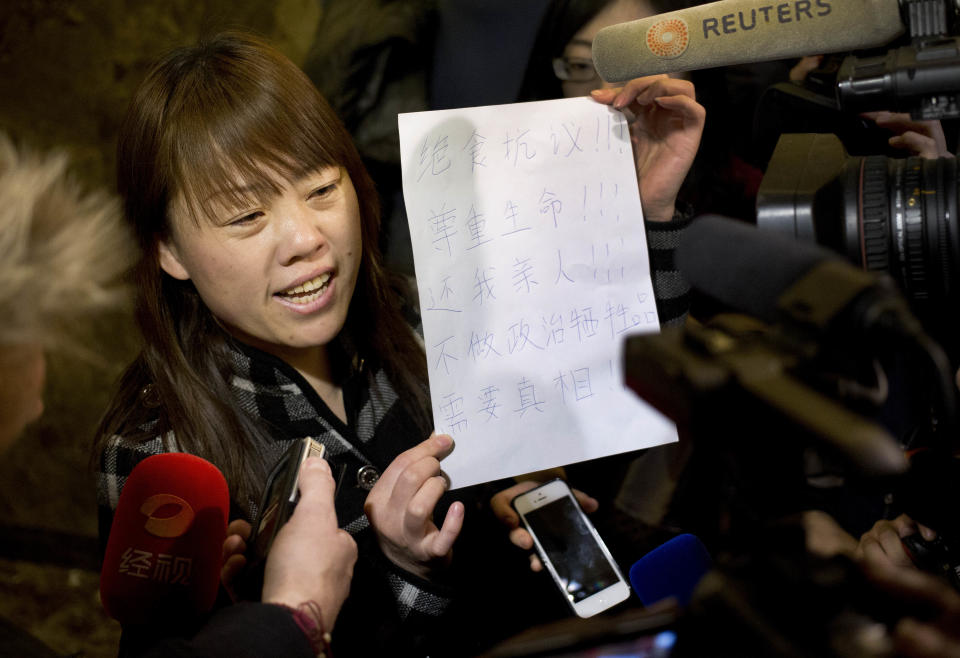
[228,211,263,226]
[309,183,336,200]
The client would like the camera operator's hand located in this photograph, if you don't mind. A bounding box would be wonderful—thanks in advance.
[789,55,824,82]
[490,479,598,572]
[590,75,705,223]
[866,563,960,658]
[861,111,955,160]
[857,514,938,572]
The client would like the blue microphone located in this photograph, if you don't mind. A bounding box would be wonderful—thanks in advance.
[629,534,712,607]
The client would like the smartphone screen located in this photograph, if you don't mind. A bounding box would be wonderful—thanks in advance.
[523,495,622,603]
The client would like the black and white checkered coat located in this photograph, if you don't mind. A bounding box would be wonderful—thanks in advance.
[97,341,457,657]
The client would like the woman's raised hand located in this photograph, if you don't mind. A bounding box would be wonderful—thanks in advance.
[364,433,464,579]
[591,75,705,223]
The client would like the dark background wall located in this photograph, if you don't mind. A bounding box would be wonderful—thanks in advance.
[0,2,321,654]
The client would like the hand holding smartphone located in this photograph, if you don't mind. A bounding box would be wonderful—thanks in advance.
[512,478,630,617]
[249,437,327,562]
[233,437,336,602]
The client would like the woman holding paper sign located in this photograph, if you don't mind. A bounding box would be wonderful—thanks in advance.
[93,27,702,655]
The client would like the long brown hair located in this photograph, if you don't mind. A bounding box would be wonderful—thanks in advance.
[95,31,429,511]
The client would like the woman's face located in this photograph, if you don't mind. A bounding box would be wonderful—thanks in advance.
[560,0,656,98]
[159,165,363,363]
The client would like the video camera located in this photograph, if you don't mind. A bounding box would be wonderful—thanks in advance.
[754,0,960,152]
[754,0,960,348]
[618,10,960,653]
[623,13,960,632]
[622,215,960,656]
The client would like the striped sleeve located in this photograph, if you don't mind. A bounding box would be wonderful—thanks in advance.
[646,206,695,328]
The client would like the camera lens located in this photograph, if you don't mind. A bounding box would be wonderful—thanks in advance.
[757,134,960,333]
[855,155,959,318]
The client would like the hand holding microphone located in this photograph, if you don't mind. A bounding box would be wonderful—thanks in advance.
[101,453,357,636]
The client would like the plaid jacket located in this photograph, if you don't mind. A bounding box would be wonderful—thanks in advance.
[97,341,457,657]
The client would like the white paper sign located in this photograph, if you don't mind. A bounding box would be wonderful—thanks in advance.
[398,97,677,489]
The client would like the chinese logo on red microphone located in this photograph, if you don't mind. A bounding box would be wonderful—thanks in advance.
[118,548,193,584]
[113,493,197,584]
[646,18,690,59]
[140,493,195,538]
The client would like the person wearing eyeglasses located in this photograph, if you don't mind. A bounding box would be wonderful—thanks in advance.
[520,1,688,101]
[557,1,685,96]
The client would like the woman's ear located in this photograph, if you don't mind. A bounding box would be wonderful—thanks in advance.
[157,239,191,281]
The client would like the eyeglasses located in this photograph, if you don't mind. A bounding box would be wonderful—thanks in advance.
[552,56,598,82]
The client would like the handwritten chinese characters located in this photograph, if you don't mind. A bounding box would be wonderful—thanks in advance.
[399,97,677,488]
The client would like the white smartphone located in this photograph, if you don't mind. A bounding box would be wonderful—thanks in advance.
[512,478,631,618]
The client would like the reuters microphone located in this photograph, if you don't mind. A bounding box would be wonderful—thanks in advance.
[592,0,906,82]
[100,453,230,626]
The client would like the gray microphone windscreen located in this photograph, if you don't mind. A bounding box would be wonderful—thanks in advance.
[593,0,905,82]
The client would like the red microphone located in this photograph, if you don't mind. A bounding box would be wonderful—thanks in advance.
[100,453,230,626]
